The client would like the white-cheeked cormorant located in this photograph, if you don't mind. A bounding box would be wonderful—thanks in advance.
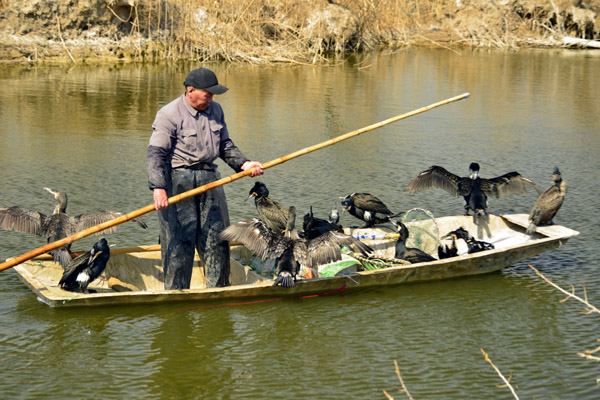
[443,227,494,254]
[340,193,400,228]
[59,237,111,293]
[437,232,459,260]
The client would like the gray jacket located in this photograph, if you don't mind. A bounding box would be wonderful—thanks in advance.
[147,95,249,190]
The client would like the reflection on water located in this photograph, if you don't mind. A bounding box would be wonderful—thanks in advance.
[1,49,599,399]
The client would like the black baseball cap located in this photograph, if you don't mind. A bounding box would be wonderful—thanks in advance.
[183,68,228,94]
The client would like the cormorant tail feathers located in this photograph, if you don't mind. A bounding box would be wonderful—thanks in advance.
[525,222,537,236]
[273,271,295,288]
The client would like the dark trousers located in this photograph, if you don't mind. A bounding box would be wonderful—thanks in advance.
[158,167,230,290]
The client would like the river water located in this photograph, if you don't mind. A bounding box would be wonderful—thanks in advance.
[0,48,599,399]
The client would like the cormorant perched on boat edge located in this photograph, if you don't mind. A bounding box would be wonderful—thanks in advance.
[405,163,542,226]
[526,167,567,236]
[59,237,111,293]
[218,206,373,288]
[340,193,401,228]
[0,187,148,269]
[390,220,436,263]
[245,181,289,235]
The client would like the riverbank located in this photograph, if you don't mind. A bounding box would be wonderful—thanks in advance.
[0,0,598,64]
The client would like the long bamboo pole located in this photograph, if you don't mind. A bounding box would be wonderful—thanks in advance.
[0,92,469,272]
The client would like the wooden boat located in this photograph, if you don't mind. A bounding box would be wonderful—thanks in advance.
[11,213,579,308]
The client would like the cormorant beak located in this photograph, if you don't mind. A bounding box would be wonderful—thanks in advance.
[244,193,256,202]
[44,187,58,198]
[89,250,103,263]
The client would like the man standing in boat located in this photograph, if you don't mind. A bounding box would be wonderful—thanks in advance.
[147,68,263,290]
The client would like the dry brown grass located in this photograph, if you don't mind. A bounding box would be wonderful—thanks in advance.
[0,0,598,63]
[129,0,599,62]
[133,0,364,63]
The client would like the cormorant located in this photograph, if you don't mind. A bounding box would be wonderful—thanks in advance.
[303,205,342,240]
[219,206,373,288]
[437,232,459,260]
[526,167,567,236]
[0,187,148,268]
[390,220,436,263]
[405,163,541,225]
[444,227,494,254]
[59,237,111,293]
[329,201,340,225]
[245,181,288,235]
[340,193,400,228]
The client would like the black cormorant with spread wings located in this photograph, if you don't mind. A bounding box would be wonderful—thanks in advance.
[405,163,541,225]
[219,206,373,288]
[0,187,147,268]
[59,237,111,293]
[245,181,289,235]
[340,193,400,228]
[526,167,567,236]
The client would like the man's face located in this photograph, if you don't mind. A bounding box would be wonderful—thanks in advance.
[186,87,213,111]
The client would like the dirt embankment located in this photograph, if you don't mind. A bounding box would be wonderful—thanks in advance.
[0,0,598,64]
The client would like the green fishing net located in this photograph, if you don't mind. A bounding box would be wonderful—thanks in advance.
[401,208,441,256]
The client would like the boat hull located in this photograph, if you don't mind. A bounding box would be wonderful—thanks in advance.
[11,213,579,308]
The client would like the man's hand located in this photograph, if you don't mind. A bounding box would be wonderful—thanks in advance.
[153,188,169,210]
[241,161,264,177]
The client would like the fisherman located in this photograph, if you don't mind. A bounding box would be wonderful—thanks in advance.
[147,68,263,290]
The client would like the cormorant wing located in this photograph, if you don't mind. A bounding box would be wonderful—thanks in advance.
[300,231,373,267]
[59,250,92,287]
[68,210,148,236]
[350,193,393,214]
[324,230,373,256]
[480,172,541,198]
[218,218,288,260]
[297,233,341,267]
[405,166,471,196]
[0,206,46,236]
